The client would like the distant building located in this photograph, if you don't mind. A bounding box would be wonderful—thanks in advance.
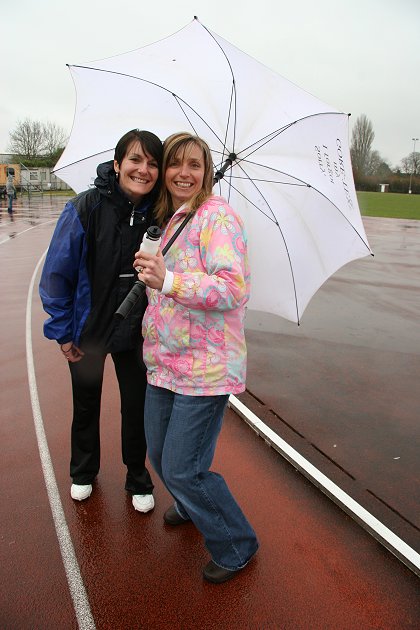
[0,155,71,192]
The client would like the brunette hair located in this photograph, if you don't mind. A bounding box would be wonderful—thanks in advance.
[114,129,163,192]
[154,132,214,226]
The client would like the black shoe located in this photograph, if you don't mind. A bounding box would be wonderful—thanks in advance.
[163,505,190,526]
[203,560,240,584]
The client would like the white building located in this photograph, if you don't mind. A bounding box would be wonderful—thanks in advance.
[0,154,72,191]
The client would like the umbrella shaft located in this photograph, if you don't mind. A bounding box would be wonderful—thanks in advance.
[214,153,237,183]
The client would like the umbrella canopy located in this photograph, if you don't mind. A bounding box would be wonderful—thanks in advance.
[54,17,372,323]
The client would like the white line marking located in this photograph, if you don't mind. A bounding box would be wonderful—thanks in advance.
[26,252,96,630]
[229,395,420,577]
[0,219,56,245]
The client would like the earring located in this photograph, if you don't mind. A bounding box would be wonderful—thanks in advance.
[115,170,119,180]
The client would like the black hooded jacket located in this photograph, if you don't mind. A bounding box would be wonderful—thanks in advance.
[39,160,156,353]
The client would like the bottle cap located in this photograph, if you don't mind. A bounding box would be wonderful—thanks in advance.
[146,225,162,240]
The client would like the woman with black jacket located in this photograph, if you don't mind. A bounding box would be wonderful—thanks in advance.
[39,129,163,512]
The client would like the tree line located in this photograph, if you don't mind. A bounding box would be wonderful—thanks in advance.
[350,114,419,193]
[5,116,420,193]
[6,118,67,167]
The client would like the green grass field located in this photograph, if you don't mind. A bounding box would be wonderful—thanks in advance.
[357,191,420,220]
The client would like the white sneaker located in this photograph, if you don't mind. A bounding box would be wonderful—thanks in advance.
[71,484,92,501]
[132,494,155,513]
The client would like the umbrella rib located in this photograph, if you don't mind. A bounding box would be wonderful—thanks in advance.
[238,121,296,159]
[53,148,115,174]
[232,157,372,253]
[224,180,277,223]
[231,158,311,187]
[221,84,235,164]
[213,159,270,218]
[197,21,238,156]
[223,165,300,322]
[229,177,307,186]
[172,97,203,139]
[70,64,227,148]
[171,94,227,153]
[211,150,307,188]
[236,111,345,163]
[213,148,316,189]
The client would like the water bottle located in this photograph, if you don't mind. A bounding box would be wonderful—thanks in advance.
[135,225,162,271]
[115,225,162,319]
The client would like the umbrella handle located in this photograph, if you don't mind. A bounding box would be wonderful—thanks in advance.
[214,153,237,184]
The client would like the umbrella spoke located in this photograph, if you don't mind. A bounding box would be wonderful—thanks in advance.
[235,111,345,164]
[199,19,238,156]
[237,122,296,160]
[220,83,236,165]
[53,148,115,174]
[222,169,300,323]
[230,158,371,251]
[229,177,308,187]
[70,64,229,152]
[227,169,279,225]
[172,94,226,151]
[232,159,312,187]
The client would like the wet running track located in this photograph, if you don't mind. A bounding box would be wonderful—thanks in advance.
[0,195,419,629]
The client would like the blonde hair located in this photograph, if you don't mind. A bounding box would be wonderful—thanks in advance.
[154,132,214,226]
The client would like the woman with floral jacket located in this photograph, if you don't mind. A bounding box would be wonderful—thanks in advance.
[134,132,258,584]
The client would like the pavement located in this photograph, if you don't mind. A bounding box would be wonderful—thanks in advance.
[0,195,419,629]
[243,216,420,555]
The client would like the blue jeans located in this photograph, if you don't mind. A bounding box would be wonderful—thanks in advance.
[7,194,13,212]
[144,384,259,570]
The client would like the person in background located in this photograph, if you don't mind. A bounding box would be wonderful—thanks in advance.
[134,132,259,583]
[39,129,163,512]
[6,177,16,213]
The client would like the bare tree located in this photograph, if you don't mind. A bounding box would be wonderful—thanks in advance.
[366,150,381,176]
[8,118,45,160]
[350,114,375,176]
[42,121,67,157]
[7,118,67,160]
[400,152,420,176]
[366,150,391,177]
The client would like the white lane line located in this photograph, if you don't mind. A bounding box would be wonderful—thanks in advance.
[26,252,96,630]
[0,219,56,245]
[229,395,420,577]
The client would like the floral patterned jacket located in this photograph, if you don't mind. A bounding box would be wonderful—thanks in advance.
[142,195,250,396]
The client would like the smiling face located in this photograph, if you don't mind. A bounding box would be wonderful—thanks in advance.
[114,140,159,203]
[165,142,205,210]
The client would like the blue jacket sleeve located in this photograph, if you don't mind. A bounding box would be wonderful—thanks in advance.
[39,201,87,344]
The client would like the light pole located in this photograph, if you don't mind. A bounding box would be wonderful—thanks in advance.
[408,137,419,194]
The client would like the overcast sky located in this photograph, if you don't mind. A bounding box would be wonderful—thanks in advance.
[2,0,419,168]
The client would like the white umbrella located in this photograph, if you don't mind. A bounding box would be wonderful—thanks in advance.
[54,16,372,323]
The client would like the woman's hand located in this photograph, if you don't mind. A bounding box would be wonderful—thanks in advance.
[60,342,85,363]
[133,248,167,290]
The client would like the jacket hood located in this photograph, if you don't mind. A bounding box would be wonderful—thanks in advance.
[94,160,118,195]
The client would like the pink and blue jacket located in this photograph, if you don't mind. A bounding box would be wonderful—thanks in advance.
[142,195,250,396]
